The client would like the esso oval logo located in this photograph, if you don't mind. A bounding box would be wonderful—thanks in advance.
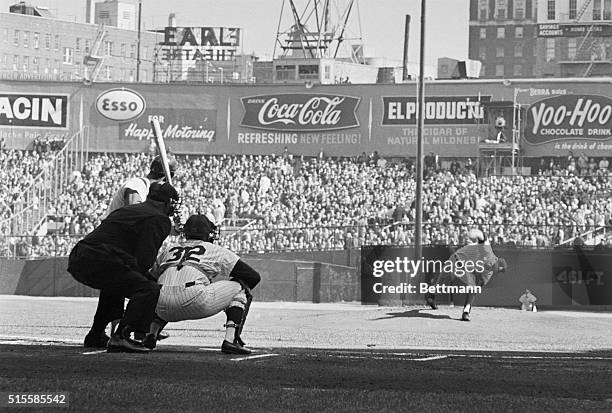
[96,88,146,122]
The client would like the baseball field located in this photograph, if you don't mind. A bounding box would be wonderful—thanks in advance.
[1,296,611,412]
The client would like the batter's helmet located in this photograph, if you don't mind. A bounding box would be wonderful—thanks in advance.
[147,156,177,180]
[183,214,219,242]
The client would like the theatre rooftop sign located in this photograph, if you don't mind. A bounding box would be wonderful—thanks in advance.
[157,26,241,61]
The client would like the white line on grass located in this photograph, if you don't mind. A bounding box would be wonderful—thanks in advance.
[82,350,107,355]
[231,353,279,362]
[411,355,448,361]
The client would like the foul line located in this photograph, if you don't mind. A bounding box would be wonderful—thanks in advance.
[231,353,279,362]
[82,350,107,355]
[412,355,448,362]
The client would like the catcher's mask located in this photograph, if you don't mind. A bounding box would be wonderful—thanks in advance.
[183,214,219,242]
[147,182,181,216]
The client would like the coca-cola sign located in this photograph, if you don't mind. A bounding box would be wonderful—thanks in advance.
[524,95,612,144]
[240,93,360,131]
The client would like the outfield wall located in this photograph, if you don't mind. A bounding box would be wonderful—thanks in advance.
[1,247,610,307]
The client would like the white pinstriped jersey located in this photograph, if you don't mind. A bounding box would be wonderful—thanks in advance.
[101,177,150,220]
[152,240,244,322]
[151,239,240,285]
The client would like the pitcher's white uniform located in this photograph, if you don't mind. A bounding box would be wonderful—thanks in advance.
[151,239,247,322]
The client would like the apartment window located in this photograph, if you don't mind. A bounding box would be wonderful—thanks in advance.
[496,46,505,57]
[85,40,91,54]
[497,27,505,38]
[515,27,524,38]
[513,64,523,76]
[479,0,488,19]
[569,0,577,19]
[514,43,523,57]
[547,0,556,19]
[105,65,111,80]
[480,28,487,39]
[604,0,611,19]
[276,65,296,81]
[75,38,81,52]
[121,43,126,57]
[104,41,111,56]
[593,0,602,20]
[2,28,7,43]
[23,56,29,71]
[128,69,134,82]
[99,10,110,19]
[514,0,525,19]
[13,55,19,70]
[143,46,149,60]
[123,11,130,19]
[495,64,504,76]
[496,0,507,20]
[54,35,60,51]
[33,32,39,49]
[141,70,147,81]
[568,38,577,59]
[479,45,487,60]
[130,44,136,59]
[298,64,319,80]
[323,65,331,80]
[14,30,19,46]
[63,47,74,64]
[45,33,51,50]
[546,38,555,61]
[23,31,29,48]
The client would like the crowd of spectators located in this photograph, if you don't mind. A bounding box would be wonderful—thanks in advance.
[2,149,611,258]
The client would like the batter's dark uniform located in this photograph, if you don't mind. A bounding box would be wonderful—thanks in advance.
[68,201,172,337]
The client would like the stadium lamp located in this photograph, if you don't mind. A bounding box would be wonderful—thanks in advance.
[304,80,314,89]
[502,79,512,86]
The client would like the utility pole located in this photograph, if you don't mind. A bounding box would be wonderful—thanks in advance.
[136,0,142,82]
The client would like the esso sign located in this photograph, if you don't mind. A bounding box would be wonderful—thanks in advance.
[96,88,146,122]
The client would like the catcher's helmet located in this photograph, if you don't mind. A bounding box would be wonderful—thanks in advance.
[148,156,177,180]
[183,214,219,242]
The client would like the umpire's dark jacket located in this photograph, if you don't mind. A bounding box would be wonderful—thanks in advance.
[69,201,171,277]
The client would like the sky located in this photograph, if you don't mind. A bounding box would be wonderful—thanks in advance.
[0,0,469,67]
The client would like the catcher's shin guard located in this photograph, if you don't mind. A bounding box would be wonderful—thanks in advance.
[234,288,253,345]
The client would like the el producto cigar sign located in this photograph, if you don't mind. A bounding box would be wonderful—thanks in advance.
[0,93,69,128]
[524,95,612,144]
[240,94,360,132]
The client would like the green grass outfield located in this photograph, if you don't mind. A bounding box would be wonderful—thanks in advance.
[0,296,611,412]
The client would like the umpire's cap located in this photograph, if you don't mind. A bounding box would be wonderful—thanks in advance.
[147,156,177,180]
[183,214,218,242]
[147,182,179,204]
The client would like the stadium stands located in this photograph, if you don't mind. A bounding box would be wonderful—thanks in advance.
[1,149,611,258]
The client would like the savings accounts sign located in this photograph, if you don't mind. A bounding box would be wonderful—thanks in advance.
[523,94,612,156]
[238,93,361,156]
[380,95,491,157]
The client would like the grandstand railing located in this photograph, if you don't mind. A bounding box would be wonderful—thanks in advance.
[2,223,610,259]
[3,127,89,236]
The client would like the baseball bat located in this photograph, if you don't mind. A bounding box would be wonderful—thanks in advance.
[151,118,173,185]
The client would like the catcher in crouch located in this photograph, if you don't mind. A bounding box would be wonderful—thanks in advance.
[144,214,261,354]
[425,228,507,321]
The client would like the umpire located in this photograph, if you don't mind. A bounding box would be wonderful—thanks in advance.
[68,182,179,353]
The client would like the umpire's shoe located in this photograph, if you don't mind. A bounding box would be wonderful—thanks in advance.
[142,333,157,350]
[107,329,150,353]
[461,312,471,322]
[221,340,252,355]
[84,331,110,348]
